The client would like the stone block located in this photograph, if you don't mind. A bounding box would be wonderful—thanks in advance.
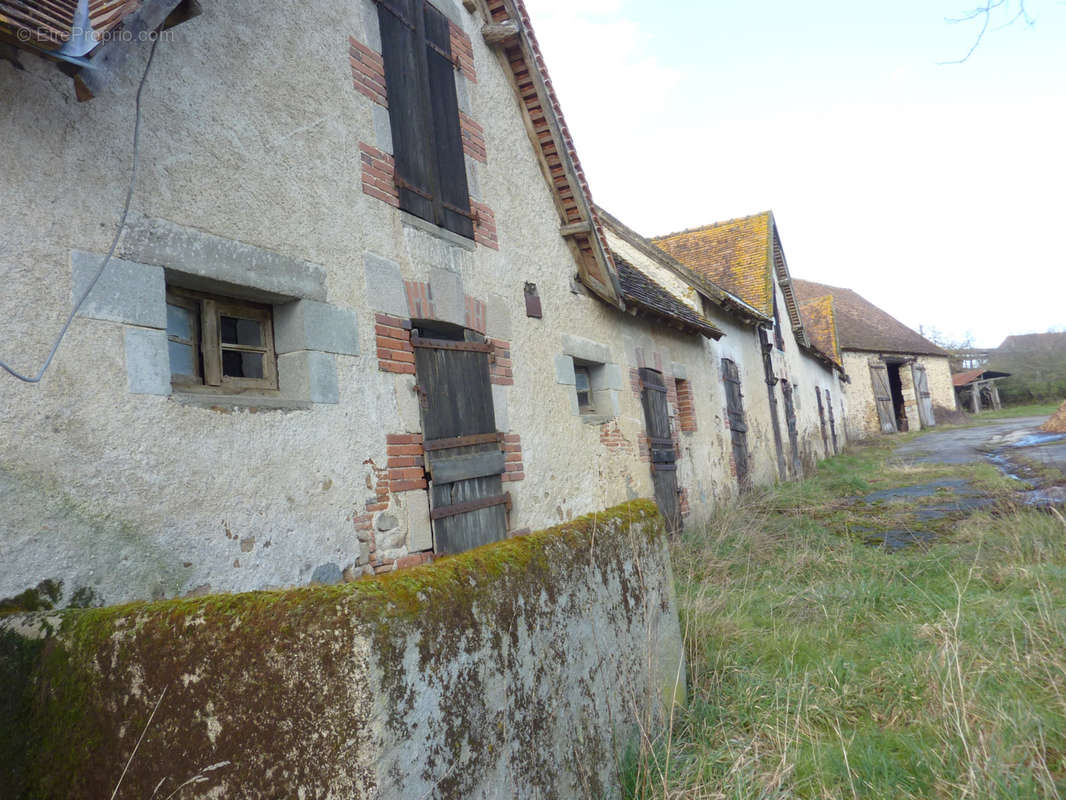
[485,293,511,340]
[406,491,433,552]
[357,0,381,51]
[554,354,576,386]
[455,73,471,115]
[72,251,165,329]
[372,104,393,154]
[364,252,408,317]
[274,299,359,356]
[492,383,509,431]
[562,334,610,365]
[310,563,342,585]
[121,215,327,302]
[465,154,481,202]
[428,267,464,326]
[278,350,339,404]
[124,328,171,396]
[591,363,622,392]
[593,389,620,418]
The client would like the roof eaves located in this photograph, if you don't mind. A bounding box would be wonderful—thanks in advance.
[770,216,810,348]
[483,0,625,311]
[595,205,755,317]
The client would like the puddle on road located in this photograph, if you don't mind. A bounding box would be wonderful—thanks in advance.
[864,529,936,552]
[862,479,974,504]
[1022,486,1066,508]
[1008,432,1066,449]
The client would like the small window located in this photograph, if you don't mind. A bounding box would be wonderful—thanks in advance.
[574,366,594,413]
[165,287,278,393]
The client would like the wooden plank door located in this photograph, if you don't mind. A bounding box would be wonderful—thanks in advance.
[816,388,830,454]
[760,329,788,481]
[781,379,802,478]
[639,368,681,534]
[825,388,839,455]
[869,362,898,433]
[722,359,751,490]
[911,364,936,428]
[413,330,508,554]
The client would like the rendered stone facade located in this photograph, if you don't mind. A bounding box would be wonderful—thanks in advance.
[2,0,848,607]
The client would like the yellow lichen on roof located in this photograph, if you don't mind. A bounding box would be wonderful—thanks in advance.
[651,211,774,316]
[799,294,841,365]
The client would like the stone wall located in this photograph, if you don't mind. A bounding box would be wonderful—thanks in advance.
[840,351,955,438]
[0,500,682,800]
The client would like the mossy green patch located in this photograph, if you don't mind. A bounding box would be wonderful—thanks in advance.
[1,499,667,800]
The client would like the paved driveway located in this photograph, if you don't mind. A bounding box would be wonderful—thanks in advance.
[894,416,1053,465]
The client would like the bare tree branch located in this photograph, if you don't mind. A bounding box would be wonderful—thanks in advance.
[940,0,1035,64]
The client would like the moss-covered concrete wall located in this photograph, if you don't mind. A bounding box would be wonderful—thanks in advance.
[0,500,681,800]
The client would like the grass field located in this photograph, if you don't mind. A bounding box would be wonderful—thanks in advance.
[965,403,1060,422]
[627,439,1066,799]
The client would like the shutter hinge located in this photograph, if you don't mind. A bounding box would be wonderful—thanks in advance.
[395,173,433,201]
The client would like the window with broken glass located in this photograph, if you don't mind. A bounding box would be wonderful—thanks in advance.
[165,288,278,393]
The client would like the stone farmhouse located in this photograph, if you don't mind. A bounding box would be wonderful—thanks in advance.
[793,280,956,438]
[0,0,854,609]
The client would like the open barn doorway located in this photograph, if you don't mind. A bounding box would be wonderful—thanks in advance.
[885,362,908,432]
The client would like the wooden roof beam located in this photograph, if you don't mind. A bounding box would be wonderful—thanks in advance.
[481,21,519,48]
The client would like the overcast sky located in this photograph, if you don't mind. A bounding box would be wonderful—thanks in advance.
[523,0,1065,348]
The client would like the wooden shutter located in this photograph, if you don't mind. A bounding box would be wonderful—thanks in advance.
[911,364,936,428]
[781,379,801,478]
[722,359,751,490]
[869,362,897,433]
[638,368,681,533]
[825,388,839,454]
[423,2,474,238]
[816,388,829,453]
[378,0,436,223]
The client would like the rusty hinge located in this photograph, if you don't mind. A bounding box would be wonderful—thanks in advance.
[412,383,429,408]
[394,173,434,201]
[442,199,475,221]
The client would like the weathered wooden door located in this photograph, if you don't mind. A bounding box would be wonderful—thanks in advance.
[816,388,830,454]
[413,328,508,554]
[825,388,839,455]
[639,368,681,533]
[760,329,788,481]
[911,364,936,428]
[781,379,802,478]
[722,359,751,490]
[869,362,898,433]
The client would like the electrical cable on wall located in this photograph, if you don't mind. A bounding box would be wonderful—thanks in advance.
[0,33,161,383]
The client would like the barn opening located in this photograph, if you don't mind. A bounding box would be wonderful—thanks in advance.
[884,360,908,431]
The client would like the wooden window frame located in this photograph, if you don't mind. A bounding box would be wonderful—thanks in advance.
[574,365,595,414]
[165,287,278,394]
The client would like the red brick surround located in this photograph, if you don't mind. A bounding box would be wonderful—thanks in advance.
[350,36,388,106]
[460,112,487,163]
[449,22,476,82]
[375,313,415,375]
[502,434,524,482]
[359,143,399,208]
[489,338,513,385]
